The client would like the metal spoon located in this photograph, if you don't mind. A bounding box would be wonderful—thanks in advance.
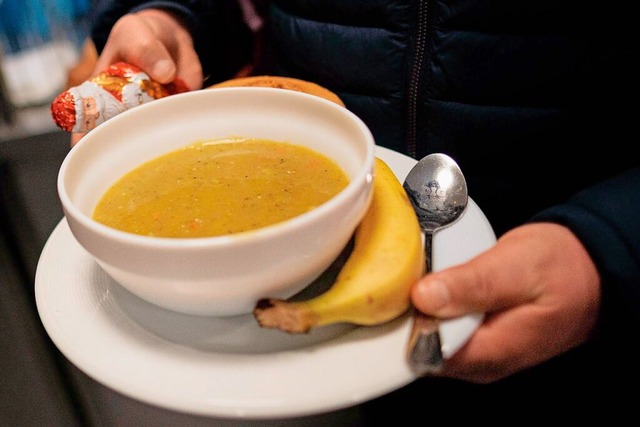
[403,153,468,375]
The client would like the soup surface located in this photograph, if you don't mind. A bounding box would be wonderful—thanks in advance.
[92,138,349,238]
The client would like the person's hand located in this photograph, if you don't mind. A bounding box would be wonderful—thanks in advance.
[411,222,601,383]
[71,8,203,146]
[94,8,202,88]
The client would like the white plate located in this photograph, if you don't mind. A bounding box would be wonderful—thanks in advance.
[35,146,496,420]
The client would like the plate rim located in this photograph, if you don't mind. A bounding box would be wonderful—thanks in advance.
[35,146,496,419]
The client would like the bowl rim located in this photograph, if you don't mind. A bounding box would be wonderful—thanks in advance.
[58,87,376,250]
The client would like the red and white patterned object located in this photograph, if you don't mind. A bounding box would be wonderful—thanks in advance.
[51,62,189,133]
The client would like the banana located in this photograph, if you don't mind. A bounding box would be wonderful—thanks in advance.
[253,156,425,333]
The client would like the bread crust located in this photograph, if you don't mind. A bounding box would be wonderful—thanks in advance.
[208,75,345,107]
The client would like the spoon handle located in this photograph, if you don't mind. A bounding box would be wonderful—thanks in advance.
[407,310,444,374]
[406,230,445,375]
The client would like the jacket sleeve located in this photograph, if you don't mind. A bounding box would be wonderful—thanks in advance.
[530,167,640,353]
[90,0,254,84]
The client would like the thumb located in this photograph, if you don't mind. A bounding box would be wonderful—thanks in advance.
[410,228,541,318]
[70,132,86,147]
[411,268,486,318]
[146,58,177,85]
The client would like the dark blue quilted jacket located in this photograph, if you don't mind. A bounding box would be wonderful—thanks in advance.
[92,0,640,409]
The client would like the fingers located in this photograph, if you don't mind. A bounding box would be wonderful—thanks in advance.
[92,9,203,90]
[412,223,595,317]
[411,236,539,318]
[134,8,203,89]
[438,305,567,382]
[66,9,203,148]
[411,222,601,383]
[93,12,175,82]
[70,132,85,147]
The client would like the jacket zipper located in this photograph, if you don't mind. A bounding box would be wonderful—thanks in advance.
[406,0,428,159]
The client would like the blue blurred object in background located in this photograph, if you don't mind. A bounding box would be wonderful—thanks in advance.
[0,0,90,107]
[0,0,50,54]
[0,0,89,53]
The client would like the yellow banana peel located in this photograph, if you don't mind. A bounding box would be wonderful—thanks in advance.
[253,157,425,333]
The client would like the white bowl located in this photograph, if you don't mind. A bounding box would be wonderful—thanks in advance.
[58,87,376,316]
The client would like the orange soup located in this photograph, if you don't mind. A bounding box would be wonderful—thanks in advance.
[92,138,349,237]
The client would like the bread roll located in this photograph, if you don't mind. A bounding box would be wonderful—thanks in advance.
[209,75,345,107]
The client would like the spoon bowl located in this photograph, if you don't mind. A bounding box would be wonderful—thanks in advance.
[403,153,468,374]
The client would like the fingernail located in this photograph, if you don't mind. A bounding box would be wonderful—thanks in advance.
[151,59,175,82]
[418,279,450,311]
